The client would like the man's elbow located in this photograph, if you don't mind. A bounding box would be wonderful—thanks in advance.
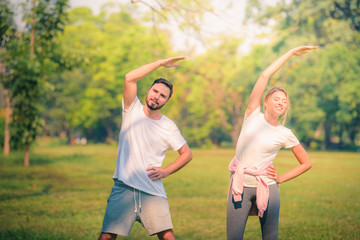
[187,150,193,163]
[180,144,192,163]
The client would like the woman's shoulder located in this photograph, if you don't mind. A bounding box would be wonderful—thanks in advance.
[276,124,297,139]
[245,106,262,120]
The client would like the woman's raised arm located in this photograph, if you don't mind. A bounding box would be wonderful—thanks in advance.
[245,46,318,117]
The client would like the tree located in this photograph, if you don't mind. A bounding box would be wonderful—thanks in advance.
[42,7,104,143]
[9,0,69,166]
[43,69,90,144]
[243,0,360,149]
[168,37,267,148]
[330,0,360,31]
[317,44,360,148]
[131,0,213,44]
[47,6,174,143]
[0,0,17,155]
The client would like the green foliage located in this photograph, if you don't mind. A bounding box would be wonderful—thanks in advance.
[43,68,90,143]
[242,0,360,149]
[330,0,360,31]
[45,0,360,148]
[168,38,258,147]
[11,55,44,146]
[0,0,16,49]
[4,0,69,152]
[0,0,70,161]
[48,6,174,142]
[2,0,360,150]
[139,0,212,35]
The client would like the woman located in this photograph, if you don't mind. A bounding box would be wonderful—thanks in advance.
[227,46,317,240]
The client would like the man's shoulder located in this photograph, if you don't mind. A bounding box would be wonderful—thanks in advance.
[160,115,179,130]
[123,96,143,113]
[160,114,174,123]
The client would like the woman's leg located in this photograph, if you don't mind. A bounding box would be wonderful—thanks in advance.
[227,186,256,240]
[259,184,280,240]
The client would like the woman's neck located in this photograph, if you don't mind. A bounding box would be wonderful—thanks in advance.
[264,111,280,127]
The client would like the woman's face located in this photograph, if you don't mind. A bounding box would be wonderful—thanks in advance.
[264,91,288,117]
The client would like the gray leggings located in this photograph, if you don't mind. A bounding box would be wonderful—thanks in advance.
[227,184,280,240]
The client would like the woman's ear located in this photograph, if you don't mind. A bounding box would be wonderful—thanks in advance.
[263,99,268,110]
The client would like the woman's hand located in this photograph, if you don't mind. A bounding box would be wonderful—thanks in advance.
[291,46,319,56]
[267,166,280,183]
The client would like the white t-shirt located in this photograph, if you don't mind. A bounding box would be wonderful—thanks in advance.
[235,107,300,187]
[112,97,187,198]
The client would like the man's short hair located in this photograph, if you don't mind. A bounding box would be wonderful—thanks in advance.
[151,78,173,99]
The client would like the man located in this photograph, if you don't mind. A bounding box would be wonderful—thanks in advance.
[98,56,193,240]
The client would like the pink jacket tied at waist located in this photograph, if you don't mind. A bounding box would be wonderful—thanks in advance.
[228,156,273,218]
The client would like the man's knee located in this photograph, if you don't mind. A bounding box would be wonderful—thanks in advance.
[98,232,117,240]
[157,229,175,240]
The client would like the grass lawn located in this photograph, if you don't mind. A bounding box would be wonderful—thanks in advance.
[0,142,359,239]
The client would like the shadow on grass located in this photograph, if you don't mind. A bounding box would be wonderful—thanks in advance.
[0,229,72,240]
[0,154,52,165]
[0,153,91,202]
[0,184,52,201]
[0,153,90,166]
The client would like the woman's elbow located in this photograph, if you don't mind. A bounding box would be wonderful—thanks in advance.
[124,74,131,83]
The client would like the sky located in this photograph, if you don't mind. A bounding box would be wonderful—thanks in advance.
[68,0,275,54]
[10,0,275,55]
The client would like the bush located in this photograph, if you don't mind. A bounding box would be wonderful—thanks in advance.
[0,117,25,151]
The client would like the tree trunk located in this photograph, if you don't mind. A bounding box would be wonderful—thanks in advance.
[30,0,36,61]
[105,125,114,143]
[3,88,11,155]
[24,0,36,167]
[24,143,30,167]
[65,127,71,145]
[230,128,240,148]
[324,121,331,149]
[349,128,357,146]
[338,125,344,149]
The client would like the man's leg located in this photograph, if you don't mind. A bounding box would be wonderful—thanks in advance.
[138,191,174,237]
[157,229,175,240]
[98,232,117,240]
[100,181,137,237]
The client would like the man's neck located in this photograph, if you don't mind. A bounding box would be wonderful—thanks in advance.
[143,106,163,120]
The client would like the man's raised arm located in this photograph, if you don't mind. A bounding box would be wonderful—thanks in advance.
[123,56,186,110]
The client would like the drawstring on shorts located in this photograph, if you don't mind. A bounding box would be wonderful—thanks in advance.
[133,188,142,213]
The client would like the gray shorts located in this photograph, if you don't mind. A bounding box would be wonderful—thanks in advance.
[101,180,173,236]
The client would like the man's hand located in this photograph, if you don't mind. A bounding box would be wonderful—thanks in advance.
[159,56,186,68]
[146,144,192,182]
[146,167,169,181]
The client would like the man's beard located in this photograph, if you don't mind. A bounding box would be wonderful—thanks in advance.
[146,98,165,110]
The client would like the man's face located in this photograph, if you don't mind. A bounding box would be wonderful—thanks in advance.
[145,83,171,111]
